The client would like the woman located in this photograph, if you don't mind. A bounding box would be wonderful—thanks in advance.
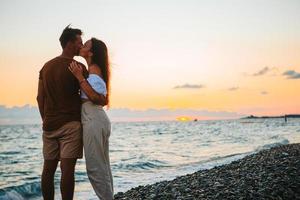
[68,38,113,200]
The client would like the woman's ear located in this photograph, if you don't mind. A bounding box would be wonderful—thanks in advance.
[88,51,93,57]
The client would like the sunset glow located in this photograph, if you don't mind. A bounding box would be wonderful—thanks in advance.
[0,0,299,120]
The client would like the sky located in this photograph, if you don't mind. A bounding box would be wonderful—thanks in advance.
[0,0,299,120]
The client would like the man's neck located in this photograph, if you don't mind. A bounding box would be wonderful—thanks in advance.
[60,49,75,59]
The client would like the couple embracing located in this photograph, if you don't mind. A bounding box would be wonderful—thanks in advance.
[37,25,113,200]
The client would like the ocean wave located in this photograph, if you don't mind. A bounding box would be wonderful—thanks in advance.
[255,139,289,152]
[0,181,41,200]
[0,151,21,155]
[1,120,299,196]
[175,152,251,170]
[113,160,170,170]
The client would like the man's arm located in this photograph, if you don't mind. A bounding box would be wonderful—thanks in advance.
[36,75,45,120]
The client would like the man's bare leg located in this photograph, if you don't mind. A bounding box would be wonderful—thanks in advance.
[60,158,77,200]
[42,159,59,200]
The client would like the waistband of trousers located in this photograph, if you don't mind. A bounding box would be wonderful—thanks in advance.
[82,100,104,109]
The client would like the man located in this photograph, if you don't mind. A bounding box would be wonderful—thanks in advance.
[37,25,107,200]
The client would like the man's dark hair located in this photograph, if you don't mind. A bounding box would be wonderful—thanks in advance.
[59,25,82,48]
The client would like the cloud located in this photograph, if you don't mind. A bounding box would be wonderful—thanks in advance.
[228,87,239,91]
[0,104,41,125]
[173,84,205,89]
[282,70,300,79]
[0,105,245,124]
[107,108,244,121]
[253,67,270,76]
[245,66,278,77]
[261,91,268,95]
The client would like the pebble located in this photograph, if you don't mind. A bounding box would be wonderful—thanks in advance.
[114,143,300,200]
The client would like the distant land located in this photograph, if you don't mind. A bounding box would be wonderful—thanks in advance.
[242,114,300,119]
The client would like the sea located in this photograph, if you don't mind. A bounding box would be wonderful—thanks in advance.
[1,118,300,199]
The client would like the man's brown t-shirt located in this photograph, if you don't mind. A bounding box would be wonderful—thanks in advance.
[39,56,87,131]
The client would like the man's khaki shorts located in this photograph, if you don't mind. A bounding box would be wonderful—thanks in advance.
[43,121,83,160]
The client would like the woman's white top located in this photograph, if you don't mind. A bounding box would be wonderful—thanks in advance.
[81,74,107,99]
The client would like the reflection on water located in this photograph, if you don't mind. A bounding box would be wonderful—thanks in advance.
[0,118,299,199]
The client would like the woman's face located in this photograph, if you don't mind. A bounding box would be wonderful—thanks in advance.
[79,40,92,58]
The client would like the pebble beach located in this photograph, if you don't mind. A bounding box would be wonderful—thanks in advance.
[114,143,300,200]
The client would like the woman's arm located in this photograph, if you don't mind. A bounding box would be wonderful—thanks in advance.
[69,61,107,106]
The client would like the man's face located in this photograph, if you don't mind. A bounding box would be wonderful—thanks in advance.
[72,35,83,56]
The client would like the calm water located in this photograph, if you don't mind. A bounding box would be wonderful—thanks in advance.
[1,118,300,199]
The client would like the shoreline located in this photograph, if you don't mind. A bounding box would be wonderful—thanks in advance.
[242,114,300,119]
[114,143,300,200]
